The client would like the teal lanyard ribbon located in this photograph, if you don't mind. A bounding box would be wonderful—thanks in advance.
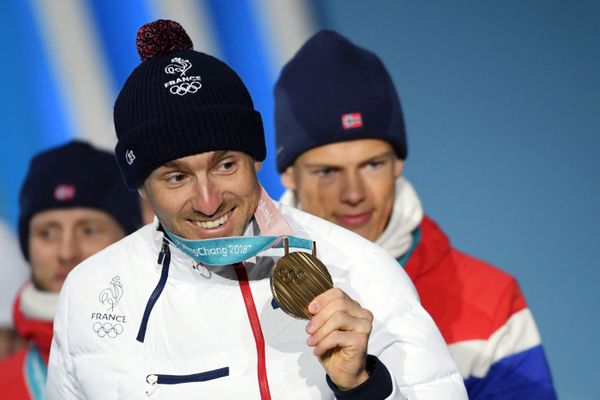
[162,188,315,266]
[24,345,47,400]
[163,227,313,266]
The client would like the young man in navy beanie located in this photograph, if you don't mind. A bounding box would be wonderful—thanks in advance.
[275,29,557,399]
[0,140,141,399]
[47,19,467,399]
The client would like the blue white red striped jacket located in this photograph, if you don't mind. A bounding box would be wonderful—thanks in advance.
[404,216,557,399]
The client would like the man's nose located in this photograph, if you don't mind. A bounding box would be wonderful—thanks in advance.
[190,179,223,216]
[57,230,81,268]
[340,172,367,206]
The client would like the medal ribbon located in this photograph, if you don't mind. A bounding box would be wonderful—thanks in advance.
[164,188,313,266]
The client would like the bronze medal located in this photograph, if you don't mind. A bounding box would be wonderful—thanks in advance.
[270,239,333,319]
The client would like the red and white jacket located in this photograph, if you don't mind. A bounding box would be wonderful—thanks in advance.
[0,284,54,400]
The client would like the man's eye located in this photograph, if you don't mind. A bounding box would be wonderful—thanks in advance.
[82,225,100,236]
[37,227,56,240]
[215,160,237,173]
[167,173,185,183]
[316,168,336,177]
[366,160,384,169]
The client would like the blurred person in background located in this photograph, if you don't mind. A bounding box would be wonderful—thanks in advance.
[0,140,141,399]
[275,30,557,399]
[0,220,29,360]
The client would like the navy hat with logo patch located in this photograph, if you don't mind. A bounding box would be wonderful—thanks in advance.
[274,30,407,172]
[18,140,142,259]
[114,19,266,189]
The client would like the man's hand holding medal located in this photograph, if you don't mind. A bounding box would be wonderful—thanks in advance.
[271,239,374,390]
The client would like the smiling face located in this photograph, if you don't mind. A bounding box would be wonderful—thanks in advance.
[281,139,403,242]
[28,208,126,293]
[140,151,262,240]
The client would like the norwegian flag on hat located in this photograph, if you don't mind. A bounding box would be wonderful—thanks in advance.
[341,112,363,129]
[54,184,76,201]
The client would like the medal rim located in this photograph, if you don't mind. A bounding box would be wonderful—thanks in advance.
[271,251,333,320]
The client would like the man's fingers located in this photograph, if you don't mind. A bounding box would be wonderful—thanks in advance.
[306,288,373,335]
[307,310,371,345]
[311,330,369,358]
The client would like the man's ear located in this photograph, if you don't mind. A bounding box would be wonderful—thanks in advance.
[393,159,404,178]
[280,166,297,191]
[254,161,262,172]
[138,186,148,199]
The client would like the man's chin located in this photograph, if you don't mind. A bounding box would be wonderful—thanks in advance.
[32,278,62,294]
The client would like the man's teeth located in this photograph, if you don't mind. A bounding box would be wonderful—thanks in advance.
[196,214,228,229]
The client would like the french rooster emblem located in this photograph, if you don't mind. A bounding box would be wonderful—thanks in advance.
[165,57,191,76]
[99,276,123,312]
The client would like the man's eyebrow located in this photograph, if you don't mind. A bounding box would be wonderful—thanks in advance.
[207,150,229,164]
[303,150,395,169]
[161,160,185,169]
[160,151,230,170]
[364,150,395,160]
[303,162,340,169]
[30,220,60,229]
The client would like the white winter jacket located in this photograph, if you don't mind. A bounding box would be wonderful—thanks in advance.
[47,204,466,399]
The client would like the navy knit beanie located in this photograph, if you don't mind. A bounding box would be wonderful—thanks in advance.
[114,19,265,189]
[274,30,407,172]
[18,140,142,259]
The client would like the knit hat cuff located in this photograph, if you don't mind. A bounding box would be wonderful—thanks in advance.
[275,87,406,172]
[116,105,265,189]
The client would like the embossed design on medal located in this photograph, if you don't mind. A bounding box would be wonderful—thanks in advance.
[271,238,333,319]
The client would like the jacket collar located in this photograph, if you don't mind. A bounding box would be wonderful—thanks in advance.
[280,177,424,259]
[404,216,452,280]
[13,283,54,362]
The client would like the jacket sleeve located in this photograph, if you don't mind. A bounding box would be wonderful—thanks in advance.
[459,279,557,399]
[345,248,468,399]
[46,275,83,399]
[377,307,468,399]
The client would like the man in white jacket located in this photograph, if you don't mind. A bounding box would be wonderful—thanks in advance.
[46,20,467,399]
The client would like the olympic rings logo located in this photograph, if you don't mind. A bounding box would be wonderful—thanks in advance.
[93,322,124,338]
[169,81,202,96]
[276,267,306,284]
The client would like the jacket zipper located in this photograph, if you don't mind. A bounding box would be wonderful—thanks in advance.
[137,239,171,343]
[235,264,272,400]
[145,367,229,396]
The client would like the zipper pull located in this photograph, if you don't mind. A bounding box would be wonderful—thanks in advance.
[145,374,158,397]
[157,240,169,264]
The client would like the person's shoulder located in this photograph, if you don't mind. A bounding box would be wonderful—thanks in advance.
[68,223,156,282]
[279,204,414,294]
[56,223,160,322]
[423,217,527,316]
[423,216,518,286]
[451,247,519,290]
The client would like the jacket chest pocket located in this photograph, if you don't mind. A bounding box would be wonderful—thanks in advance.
[145,367,229,397]
[75,354,234,399]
